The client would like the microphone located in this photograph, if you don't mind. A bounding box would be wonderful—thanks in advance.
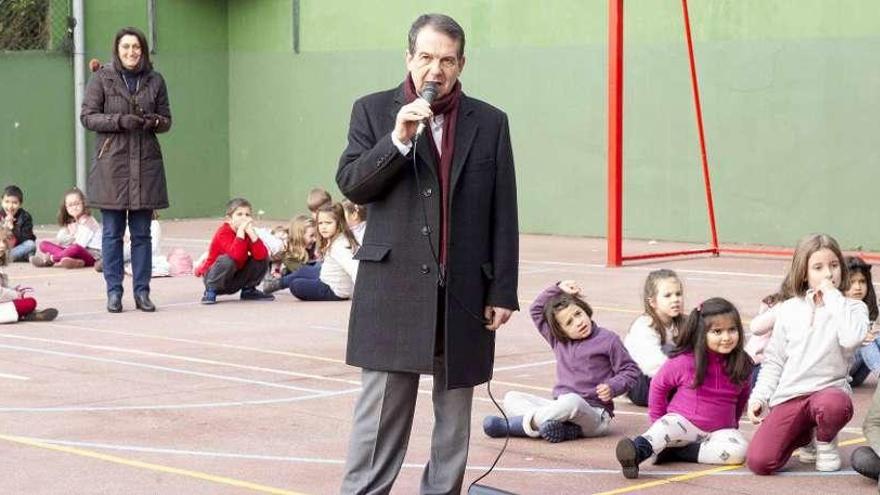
[415,81,439,137]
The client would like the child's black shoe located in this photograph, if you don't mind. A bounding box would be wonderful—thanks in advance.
[240,287,275,301]
[482,415,528,438]
[617,436,654,479]
[21,308,58,322]
[538,420,582,443]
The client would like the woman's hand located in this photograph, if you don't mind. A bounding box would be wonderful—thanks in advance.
[119,114,145,130]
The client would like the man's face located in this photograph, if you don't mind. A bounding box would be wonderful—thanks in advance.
[406,26,465,99]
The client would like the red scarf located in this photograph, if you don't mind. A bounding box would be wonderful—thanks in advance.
[403,73,462,264]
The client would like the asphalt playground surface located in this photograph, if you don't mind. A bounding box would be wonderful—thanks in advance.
[1,219,877,494]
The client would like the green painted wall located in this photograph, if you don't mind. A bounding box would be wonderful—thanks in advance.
[4,1,878,250]
[227,0,880,250]
[0,53,74,224]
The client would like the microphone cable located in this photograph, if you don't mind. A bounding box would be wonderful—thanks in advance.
[411,131,511,493]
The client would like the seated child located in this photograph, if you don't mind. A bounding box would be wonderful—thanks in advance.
[616,297,753,479]
[745,287,789,387]
[307,187,332,221]
[342,199,367,245]
[288,203,358,301]
[844,256,880,386]
[0,185,36,261]
[746,234,868,475]
[483,280,639,442]
[194,198,274,304]
[0,229,57,322]
[30,187,101,268]
[624,269,686,406]
[263,215,316,294]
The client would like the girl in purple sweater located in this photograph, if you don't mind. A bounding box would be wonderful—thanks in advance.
[483,280,640,443]
[616,297,754,478]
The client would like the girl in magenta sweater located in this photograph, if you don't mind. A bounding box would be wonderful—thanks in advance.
[616,297,754,478]
[483,280,640,443]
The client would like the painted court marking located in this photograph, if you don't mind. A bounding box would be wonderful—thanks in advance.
[42,322,347,364]
[0,342,330,393]
[591,436,868,495]
[6,435,868,479]
[0,332,361,387]
[0,372,29,381]
[0,434,304,495]
[0,387,363,413]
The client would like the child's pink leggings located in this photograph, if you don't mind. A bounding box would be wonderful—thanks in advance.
[39,241,96,266]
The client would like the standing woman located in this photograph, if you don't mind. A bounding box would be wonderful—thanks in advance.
[81,27,171,313]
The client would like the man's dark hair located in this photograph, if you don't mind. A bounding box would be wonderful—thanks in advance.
[408,14,465,59]
[2,185,23,202]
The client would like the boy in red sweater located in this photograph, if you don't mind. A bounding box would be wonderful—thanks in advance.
[195,198,274,304]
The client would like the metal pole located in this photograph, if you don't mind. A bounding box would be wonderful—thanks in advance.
[681,0,720,254]
[72,0,86,192]
[606,0,624,267]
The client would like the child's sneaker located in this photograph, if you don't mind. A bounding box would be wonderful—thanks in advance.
[59,257,86,269]
[616,436,654,479]
[261,278,283,294]
[240,287,275,301]
[798,441,817,464]
[29,253,53,267]
[482,415,529,438]
[538,420,582,443]
[21,308,59,322]
[201,289,217,305]
[815,438,841,472]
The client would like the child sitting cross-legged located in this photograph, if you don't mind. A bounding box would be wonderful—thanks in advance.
[483,280,640,442]
[615,297,754,479]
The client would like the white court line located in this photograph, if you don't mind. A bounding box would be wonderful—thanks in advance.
[0,372,29,381]
[60,300,201,318]
[8,436,865,477]
[520,259,784,280]
[0,343,330,393]
[492,360,555,372]
[0,387,363,413]
[0,333,360,387]
[41,322,347,364]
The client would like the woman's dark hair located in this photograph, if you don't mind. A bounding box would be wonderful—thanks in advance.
[676,297,753,387]
[112,26,153,73]
[543,293,593,344]
[846,256,878,322]
[57,187,90,226]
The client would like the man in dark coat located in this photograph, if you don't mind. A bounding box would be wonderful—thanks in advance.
[337,13,518,495]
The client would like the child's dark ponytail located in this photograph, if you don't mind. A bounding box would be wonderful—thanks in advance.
[679,297,753,388]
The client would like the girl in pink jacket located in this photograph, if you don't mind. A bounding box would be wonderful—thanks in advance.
[616,297,754,479]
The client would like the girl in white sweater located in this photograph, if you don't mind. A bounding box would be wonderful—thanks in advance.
[746,234,869,475]
[289,203,359,301]
[624,269,686,406]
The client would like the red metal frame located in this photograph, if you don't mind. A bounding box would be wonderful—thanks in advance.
[600,1,880,266]
[606,0,624,267]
